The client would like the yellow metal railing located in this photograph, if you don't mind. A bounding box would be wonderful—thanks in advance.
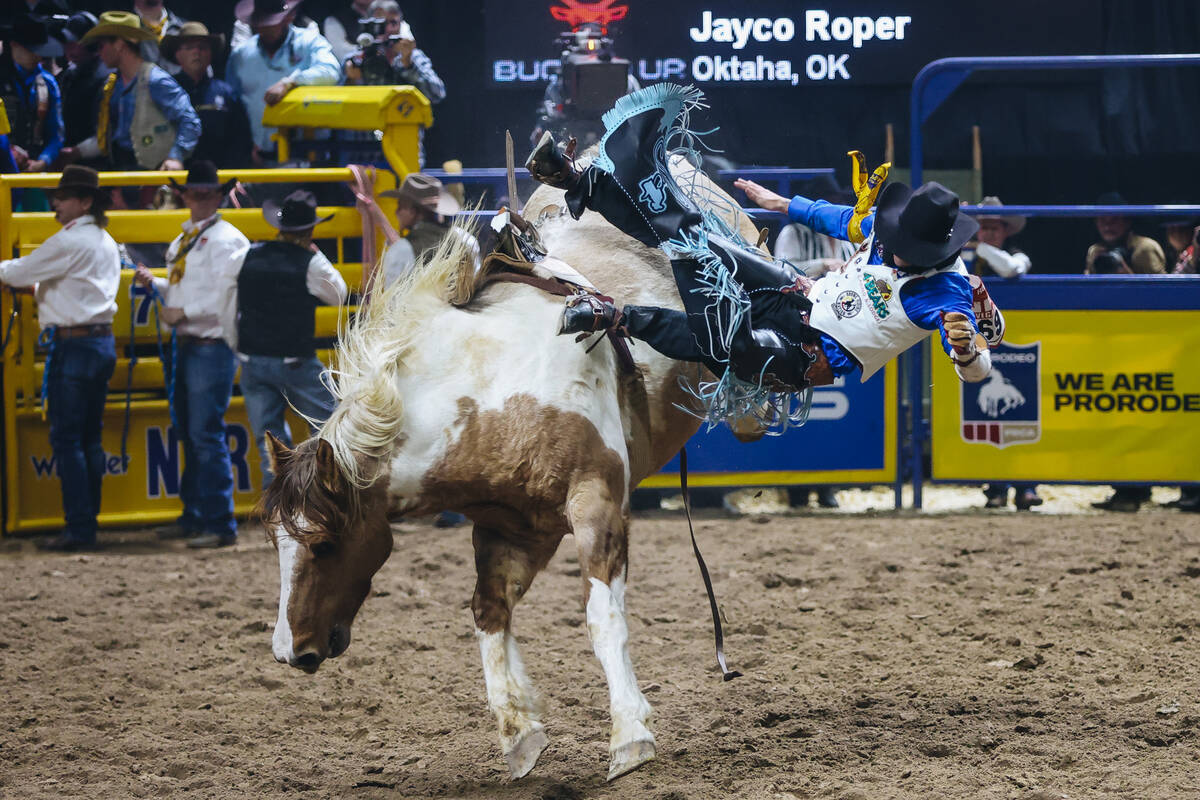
[0,165,400,535]
[261,85,432,178]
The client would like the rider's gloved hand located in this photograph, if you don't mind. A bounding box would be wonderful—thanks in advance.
[943,311,979,357]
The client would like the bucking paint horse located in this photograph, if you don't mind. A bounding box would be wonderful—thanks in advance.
[259,157,762,781]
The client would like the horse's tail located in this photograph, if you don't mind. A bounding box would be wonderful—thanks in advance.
[320,215,484,489]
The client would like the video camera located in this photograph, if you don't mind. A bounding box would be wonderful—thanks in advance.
[348,16,405,86]
[554,24,630,119]
[1092,246,1130,274]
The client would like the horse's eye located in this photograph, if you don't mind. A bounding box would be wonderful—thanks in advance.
[310,541,336,559]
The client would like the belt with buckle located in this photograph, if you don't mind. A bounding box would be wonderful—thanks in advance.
[52,324,113,340]
[177,334,226,346]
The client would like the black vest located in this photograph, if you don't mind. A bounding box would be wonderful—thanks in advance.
[1,76,45,157]
[237,241,318,357]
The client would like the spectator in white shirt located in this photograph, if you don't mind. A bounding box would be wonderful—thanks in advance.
[965,196,1031,279]
[0,166,120,551]
[231,190,347,487]
[134,161,250,548]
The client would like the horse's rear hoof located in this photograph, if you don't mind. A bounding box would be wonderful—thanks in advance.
[505,726,548,779]
[607,738,656,781]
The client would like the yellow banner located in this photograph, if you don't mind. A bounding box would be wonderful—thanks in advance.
[931,310,1200,482]
[9,398,310,534]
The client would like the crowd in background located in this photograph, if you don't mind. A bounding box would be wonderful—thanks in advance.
[1,0,444,186]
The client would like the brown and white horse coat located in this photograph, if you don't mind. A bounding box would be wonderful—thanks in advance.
[262,168,761,781]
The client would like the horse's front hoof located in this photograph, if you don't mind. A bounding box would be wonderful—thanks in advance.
[505,725,548,779]
[607,737,656,781]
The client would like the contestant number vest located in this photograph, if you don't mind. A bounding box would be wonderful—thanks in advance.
[237,241,318,357]
[131,62,175,169]
[807,233,967,381]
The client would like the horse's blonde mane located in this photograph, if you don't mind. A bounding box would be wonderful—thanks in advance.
[319,219,484,488]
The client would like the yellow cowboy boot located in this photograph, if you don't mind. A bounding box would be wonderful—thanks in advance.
[846,150,891,243]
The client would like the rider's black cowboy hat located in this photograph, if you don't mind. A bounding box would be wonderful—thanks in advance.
[873,181,979,268]
[168,160,237,195]
[262,190,334,232]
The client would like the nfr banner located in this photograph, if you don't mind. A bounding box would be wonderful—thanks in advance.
[930,277,1200,485]
[10,399,310,533]
[641,365,897,488]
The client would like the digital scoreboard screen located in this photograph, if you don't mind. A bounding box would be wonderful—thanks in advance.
[485,1,1101,89]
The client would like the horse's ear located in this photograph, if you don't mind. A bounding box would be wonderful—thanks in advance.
[314,438,343,493]
[265,431,291,474]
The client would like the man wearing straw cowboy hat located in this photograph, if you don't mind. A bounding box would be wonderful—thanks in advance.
[74,11,200,172]
[0,166,119,551]
[134,161,249,549]
[229,189,346,489]
[379,173,479,286]
[968,196,1032,279]
[161,21,253,168]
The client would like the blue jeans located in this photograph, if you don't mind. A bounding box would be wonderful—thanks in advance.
[239,355,335,488]
[174,339,238,536]
[46,335,116,543]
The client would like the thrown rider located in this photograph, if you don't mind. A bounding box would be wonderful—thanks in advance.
[524,83,1000,425]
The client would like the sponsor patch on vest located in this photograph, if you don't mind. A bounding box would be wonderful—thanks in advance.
[833,290,862,319]
[865,276,891,320]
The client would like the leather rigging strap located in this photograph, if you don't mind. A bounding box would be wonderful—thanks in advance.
[481,269,637,374]
[680,446,742,682]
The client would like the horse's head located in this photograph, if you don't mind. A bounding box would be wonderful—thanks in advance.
[258,433,393,673]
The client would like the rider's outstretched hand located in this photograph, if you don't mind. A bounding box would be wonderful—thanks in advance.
[734,179,789,213]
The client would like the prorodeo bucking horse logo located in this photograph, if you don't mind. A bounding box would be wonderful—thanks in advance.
[960,340,1041,447]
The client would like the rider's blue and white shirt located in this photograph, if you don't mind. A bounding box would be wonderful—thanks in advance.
[787,196,978,378]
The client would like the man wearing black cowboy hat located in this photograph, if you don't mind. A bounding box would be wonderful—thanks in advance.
[52,11,112,162]
[133,161,250,548]
[163,21,253,168]
[1,12,65,175]
[526,85,997,408]
[231,189,346,488]
[0,166,120,551]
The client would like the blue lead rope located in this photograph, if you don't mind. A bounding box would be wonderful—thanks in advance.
[121,269,178,476]
[143,280,178,429]
[37,326,56,421]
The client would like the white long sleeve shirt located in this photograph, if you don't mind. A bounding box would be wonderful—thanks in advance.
[151,214,250,342]
[974,243,1031,278]
[0,216,120,328]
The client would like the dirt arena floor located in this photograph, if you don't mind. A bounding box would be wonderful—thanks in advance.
[2,496,1198,799]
